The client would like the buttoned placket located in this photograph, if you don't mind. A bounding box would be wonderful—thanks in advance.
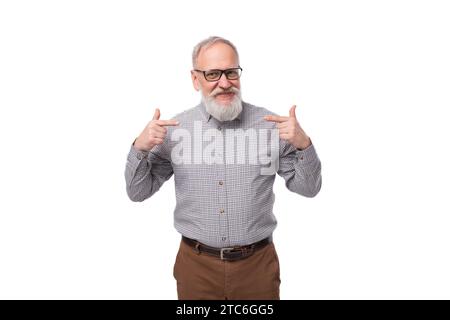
[215,122,229,245]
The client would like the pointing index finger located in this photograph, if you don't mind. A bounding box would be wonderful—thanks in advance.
[156,119,180,126]
[264,115,290,123]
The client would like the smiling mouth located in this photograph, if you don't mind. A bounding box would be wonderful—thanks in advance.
[216,92,234,97]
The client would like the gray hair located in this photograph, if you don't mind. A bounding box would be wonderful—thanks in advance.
[192,36,239,68]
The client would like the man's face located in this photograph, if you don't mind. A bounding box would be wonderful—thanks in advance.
[191,42,241,106]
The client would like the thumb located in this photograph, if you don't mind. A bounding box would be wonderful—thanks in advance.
[152,108,160,120]
[289,105,297,118]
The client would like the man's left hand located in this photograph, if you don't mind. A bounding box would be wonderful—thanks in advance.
[264,105,312,150]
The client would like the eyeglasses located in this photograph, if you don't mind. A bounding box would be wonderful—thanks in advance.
[194,66,243,82]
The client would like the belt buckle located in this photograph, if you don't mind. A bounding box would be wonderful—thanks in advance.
[220,247,235,260]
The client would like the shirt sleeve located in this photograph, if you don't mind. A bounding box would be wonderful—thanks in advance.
[124,139,174,202]
[276,138,322,197]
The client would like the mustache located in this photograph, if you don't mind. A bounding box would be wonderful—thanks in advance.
[209,86,240,97]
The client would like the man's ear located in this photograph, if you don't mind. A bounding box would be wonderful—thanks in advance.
[191,70,200,91]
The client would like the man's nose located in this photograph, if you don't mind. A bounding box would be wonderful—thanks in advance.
[218,72,232,89]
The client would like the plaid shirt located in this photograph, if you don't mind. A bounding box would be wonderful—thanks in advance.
[125,101,322,247]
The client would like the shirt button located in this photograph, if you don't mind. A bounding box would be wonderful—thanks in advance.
[219,209,225,213]
[218,126,222,131]
[222,237,227,241]
[300,156,304,160]
[219,181,223,186]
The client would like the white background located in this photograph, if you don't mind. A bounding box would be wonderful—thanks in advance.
[1,0,449,299]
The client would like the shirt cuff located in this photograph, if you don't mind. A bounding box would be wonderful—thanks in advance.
[128,141,149,163]
[295,143,319,164]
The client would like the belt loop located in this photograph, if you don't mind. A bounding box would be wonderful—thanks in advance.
[194,242,200,254]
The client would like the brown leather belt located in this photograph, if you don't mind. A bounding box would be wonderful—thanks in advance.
[182,236,271,261]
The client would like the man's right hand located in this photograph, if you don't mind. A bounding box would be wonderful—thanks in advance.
[133,108,179,152]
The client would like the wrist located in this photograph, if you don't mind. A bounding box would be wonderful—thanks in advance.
[133,138,152,152]
[295,136,311,150]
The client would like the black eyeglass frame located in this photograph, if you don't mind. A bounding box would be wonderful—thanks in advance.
[193,66,243,82]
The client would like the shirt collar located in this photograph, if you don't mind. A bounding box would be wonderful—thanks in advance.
[199,101,243,123]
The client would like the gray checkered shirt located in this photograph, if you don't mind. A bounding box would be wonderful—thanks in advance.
[125,101,322,247]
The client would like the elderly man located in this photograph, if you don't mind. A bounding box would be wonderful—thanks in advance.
[125,36,322,300]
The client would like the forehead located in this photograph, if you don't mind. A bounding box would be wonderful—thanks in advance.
[196,42,239,69]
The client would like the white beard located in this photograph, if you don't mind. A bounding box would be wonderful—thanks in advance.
[201,87,243,122]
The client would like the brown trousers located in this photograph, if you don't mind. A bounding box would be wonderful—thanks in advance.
[173,238,281,300]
